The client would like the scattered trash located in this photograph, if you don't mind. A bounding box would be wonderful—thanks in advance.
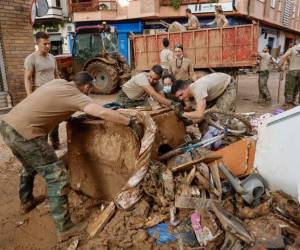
[219,163,265,204]
[66,239,79,250]
[86,201,116,238]
[169,205,180,227]
[15,218,28,228]
[162,169,175,200]
[200,126,224,150]
[191,211,214,246]
[246,216,285,248]
[211,202,254,244]
[64,108,300,249]
[175,217,199,247]
[147,223,176,245]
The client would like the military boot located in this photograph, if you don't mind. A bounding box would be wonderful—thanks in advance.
[57,221,87,242]
[48,194,87,242]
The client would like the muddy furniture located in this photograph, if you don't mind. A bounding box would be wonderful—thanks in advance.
[67,109,185,199]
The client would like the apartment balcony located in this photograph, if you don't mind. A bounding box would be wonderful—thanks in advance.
[70,0,117,12]
[36,7,64,20]
[159,0,211,6]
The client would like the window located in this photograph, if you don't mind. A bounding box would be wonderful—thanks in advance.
[271,0,276,8]
[56,0,61,7]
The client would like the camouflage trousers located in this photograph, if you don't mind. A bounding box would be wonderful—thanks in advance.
[116,89,148,108]
[0,121,72,232]
[285,70,300,104]
[258,70,271,101]
[208,77,237,112]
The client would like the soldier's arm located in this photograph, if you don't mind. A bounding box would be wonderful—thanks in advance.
[222,16,229,27]
[54,62,60,79]
[24,69,34,96]
[189,62,198,82]
[206,18,216,26]
[279,50,291,68]
[168,51,174,62]
[54,69,60,79]
[168,63,173,75]
[182,99,206,121]
[83,103,130,125]
[143,85,172,106]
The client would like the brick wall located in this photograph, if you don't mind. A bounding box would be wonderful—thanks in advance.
[0,0,34,104]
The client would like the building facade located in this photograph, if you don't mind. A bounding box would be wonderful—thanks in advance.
[69,0,300,62]
[33,0,75,55]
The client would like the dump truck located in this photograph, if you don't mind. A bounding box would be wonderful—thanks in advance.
[131,23,258,71]
[56,25,131,94]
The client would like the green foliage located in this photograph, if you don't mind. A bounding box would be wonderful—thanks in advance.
[170,0,182,10]
[33,22,66,31]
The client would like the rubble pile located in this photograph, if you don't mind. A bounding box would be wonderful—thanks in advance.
[77,150,300,250]
[67,110,300,249]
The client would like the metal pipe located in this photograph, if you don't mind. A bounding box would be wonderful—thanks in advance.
[218,163,246,194]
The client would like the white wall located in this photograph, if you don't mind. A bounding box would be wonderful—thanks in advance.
[278,31,286,54]
[258,27,285,54]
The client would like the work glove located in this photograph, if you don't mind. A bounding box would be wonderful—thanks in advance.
[129,118,144,140]
[171,101,185,118]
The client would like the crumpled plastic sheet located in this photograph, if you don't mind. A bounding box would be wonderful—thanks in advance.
[147,223,176,245]
[114,110,157,210]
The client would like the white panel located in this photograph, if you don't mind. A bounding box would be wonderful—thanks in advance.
[254,106,300,202]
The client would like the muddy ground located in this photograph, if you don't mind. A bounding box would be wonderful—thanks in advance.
[0,72,289,249]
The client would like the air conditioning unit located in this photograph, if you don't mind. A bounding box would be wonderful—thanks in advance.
[98,1,115,10]
[66,24,75,33]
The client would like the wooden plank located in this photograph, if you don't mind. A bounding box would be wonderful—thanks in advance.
[209,161,222,197]
[195,171,210,189]
[87,202,116,238]
[171,154,222,173]
[175,195,220,209]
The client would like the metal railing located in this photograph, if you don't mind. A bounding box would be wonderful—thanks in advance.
[159,0,210,6]
[70,0,117,12]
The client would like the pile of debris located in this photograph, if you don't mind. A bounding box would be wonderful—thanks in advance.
[65,110,300,249]
[79,155,300,249]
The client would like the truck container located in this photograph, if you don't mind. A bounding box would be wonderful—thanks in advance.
[132,24,258,70]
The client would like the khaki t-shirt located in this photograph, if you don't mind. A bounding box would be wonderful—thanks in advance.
[190,72,231,103]
[122,72,163,100]
[160,48,173,69]
[187,15,200,30]
[24,52,57,88]
[2,79,93,140]
[215,14,228,28]
[258,52,271,71]
[169,58,195,81]
[285,45,300,71]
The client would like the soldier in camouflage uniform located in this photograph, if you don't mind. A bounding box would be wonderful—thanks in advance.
[256,45,273,104]
[279,42,300,108]
[170,72,237,121]
[0,72,142,242]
